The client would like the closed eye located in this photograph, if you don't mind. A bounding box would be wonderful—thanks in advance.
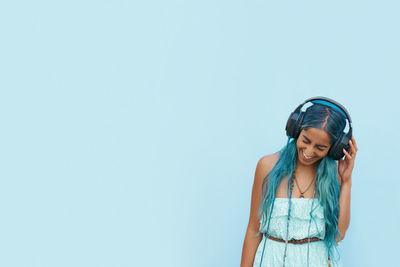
[302,140,325,151]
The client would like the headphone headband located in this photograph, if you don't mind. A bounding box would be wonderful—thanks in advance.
[300,96,352,125]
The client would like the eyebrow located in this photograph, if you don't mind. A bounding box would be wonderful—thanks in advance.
[302,135,329,148]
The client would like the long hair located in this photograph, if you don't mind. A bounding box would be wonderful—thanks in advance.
[257,103,347,264]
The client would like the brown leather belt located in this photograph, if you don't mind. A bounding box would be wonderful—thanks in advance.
[264,233,322,245]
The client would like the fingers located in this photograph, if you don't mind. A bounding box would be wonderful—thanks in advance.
[341,136,358,161]
[346,136,358,158]
[350,136,358,152]
[343,148,353,159]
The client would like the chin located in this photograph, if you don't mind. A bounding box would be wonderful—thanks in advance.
[299,157,318,165]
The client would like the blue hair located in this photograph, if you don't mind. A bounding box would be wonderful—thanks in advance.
[256,103,347,265]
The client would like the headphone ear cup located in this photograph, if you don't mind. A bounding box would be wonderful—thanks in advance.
[285,111,298,138]
[329,133,351,160]
[328,133,342,160]
[285,111,304,139]
[292,112,304,139]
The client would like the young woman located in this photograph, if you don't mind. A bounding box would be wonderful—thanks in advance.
[240,97,357,267]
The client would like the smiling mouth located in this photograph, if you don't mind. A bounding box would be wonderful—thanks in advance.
[301,150,315,161]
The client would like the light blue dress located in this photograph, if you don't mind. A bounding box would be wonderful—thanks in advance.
[252,198,340,267]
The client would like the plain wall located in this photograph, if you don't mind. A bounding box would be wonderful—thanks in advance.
[1,0,399,266]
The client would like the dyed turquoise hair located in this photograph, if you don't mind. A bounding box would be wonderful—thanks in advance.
[257,103,347,265]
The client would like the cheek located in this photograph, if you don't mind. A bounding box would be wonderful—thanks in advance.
[296,140,303,149]
[317,149,330,158]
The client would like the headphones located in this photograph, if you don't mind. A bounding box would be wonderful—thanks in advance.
[285,96,353,160]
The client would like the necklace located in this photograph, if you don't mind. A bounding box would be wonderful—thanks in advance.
[293,172,317,198]
[258,172,319,267]
[282,172,317,267]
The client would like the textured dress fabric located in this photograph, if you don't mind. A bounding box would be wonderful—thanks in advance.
[252,198,341,267]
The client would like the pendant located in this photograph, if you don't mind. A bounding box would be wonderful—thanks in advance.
[300,193,304,198]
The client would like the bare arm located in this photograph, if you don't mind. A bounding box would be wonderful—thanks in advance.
[336,136,357,242]
[336,181,351,242]
[240,154,278,267]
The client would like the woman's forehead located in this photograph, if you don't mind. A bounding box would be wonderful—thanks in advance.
[301,128,331,144]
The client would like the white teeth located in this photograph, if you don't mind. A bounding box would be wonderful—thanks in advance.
[302,150,314,159]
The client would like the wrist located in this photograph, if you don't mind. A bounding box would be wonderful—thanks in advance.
[341,179,352,188]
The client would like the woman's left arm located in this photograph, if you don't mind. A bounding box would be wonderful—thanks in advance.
[336,136,358,242]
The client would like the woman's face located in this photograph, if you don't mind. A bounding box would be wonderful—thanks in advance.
[296,127,332,166]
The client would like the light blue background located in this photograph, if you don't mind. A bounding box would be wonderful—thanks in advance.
[1,0,399,266]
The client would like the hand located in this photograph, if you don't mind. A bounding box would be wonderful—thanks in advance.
[338,136,358,185]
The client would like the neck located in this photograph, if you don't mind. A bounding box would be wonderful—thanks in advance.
[295,159,319,177]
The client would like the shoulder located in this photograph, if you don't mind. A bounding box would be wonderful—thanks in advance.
[258,153,280,172]
[254,153,280,183]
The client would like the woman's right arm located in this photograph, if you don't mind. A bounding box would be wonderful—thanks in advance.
[240,154,277,267]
